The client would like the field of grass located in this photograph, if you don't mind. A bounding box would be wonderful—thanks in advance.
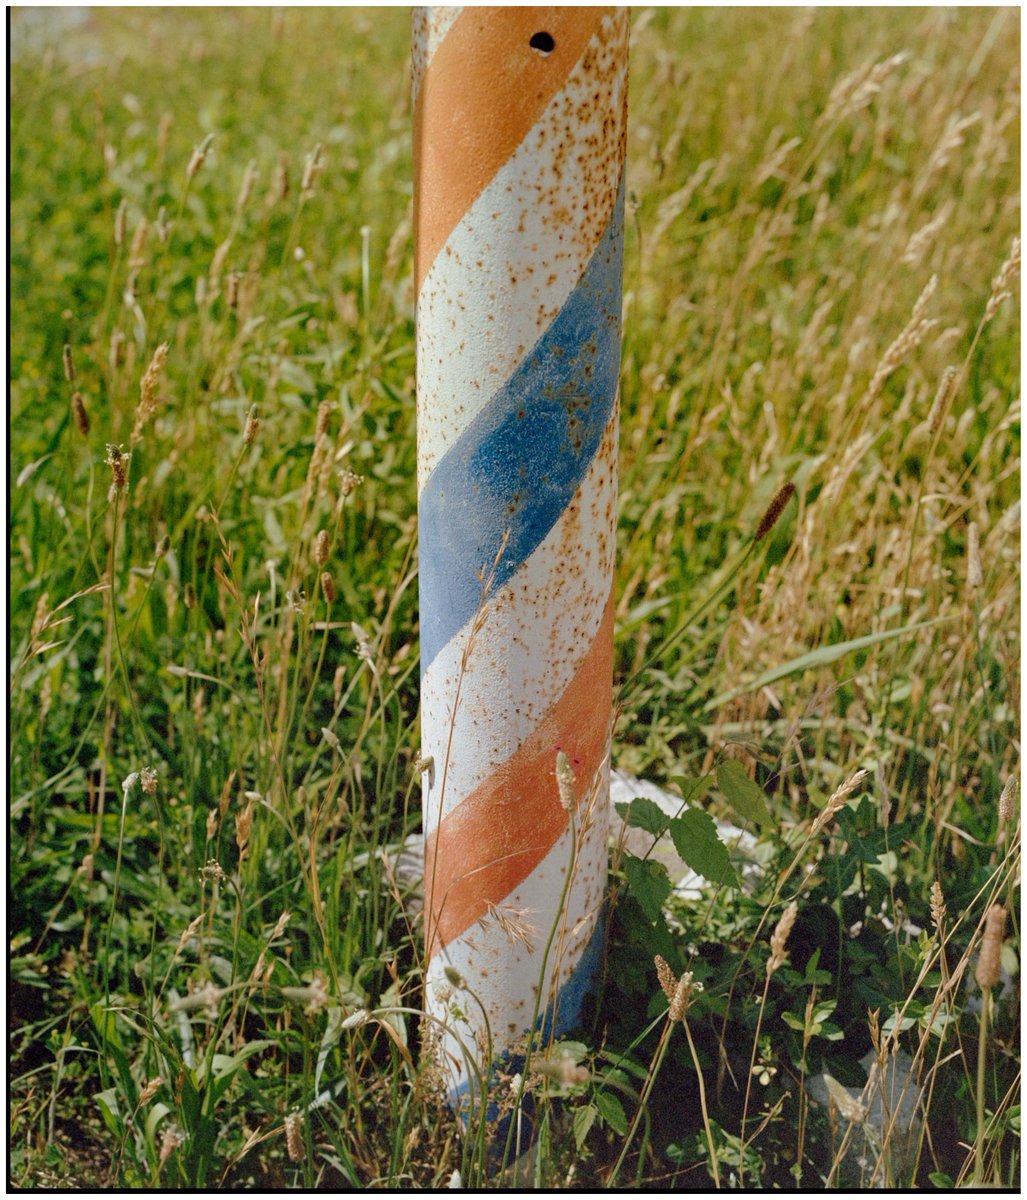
[9,6,1020,1190]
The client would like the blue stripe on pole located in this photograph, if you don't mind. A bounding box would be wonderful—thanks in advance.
[418,179,624,673]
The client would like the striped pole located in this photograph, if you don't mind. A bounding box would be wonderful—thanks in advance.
[413,7,628,1127]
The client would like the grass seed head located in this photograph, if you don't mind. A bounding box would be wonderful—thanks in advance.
[109,328,125,372]
[321,571,336,603]
[235,796,254,857]
[129,216,149,266]
[133,342,169,444]
[301,142,323,192]
[270,153,290,205]
[338,467,364,498]
[669,971,698,1022]
[316,399,332,440]
[484,901,537,953]
[654,954,677,1004]
[867,274,938,402]
[927,365,958,434]
[555,750,576,811]
[985,236,1021,324]
[930,880,946,932]
[755,482,796,541]
[236,159,258,212]
[243,404,260,445]
[812,767,869,834]
[654,954,701,1020]
[114,198,127,247]
[174,913,203,957]
[62,343,75,381]
[998,777,1018,830]
[284,1112,304,1162]
[71,392,90,436]
[159,1124,185,1167]
[105,444,131,496]
[186,132,214,179]
[156,111,173,162]
[901,203,952,267]
[966,522,983,591]
[767,900,799,977]
[314,529,329,566]
[975,904,1006,990]
[867,1007,886,1069]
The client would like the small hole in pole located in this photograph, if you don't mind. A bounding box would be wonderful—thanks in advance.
[529,31,555,56]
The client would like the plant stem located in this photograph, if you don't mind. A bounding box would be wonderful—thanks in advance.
[608,1019,672,1186]
[683,1015,721,1188]
[974,985,992,1186]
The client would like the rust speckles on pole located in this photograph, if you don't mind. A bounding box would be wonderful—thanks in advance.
[413,5,628,1138]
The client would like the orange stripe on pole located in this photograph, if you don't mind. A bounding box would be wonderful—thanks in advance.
[424,589,614,957]
[412,6,607,292]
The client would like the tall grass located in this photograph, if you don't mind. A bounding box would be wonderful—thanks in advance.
[9,6,1019,1189]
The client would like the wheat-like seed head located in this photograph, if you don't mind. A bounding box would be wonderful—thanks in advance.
[998,777,1018,830]
[132,342,169,445]
[767,900,798,977]
[186,133,214,180]
[930,880,946,932]
[984,236,1021,324]
[812,768,869,834]
[129,216,149,267]
[236,159,258,213]
[926,365,958,434]
[966,522,984,592]
[301,143,323,193]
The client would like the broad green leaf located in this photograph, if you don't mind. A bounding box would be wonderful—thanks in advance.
[716,760,772,830]
[668,809,739,890]
[573,1104,597,1151]
[316,1005,344,1094]
[89,1001,124,1052]
[211,1039,274,1080]
[703,617,952,711]
[883,1012,917,1035]
[595,1090,628,1136]
[781,1011,806,1032]
[623,854,671,923]
[145,1101,171,1152]
[95,1087,122,1136]
[670,774,712,804]
[615,796,669,836]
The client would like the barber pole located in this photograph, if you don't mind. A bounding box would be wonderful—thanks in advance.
[413,6,628,1126]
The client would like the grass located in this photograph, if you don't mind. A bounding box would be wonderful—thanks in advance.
[9,5,1020,1190]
